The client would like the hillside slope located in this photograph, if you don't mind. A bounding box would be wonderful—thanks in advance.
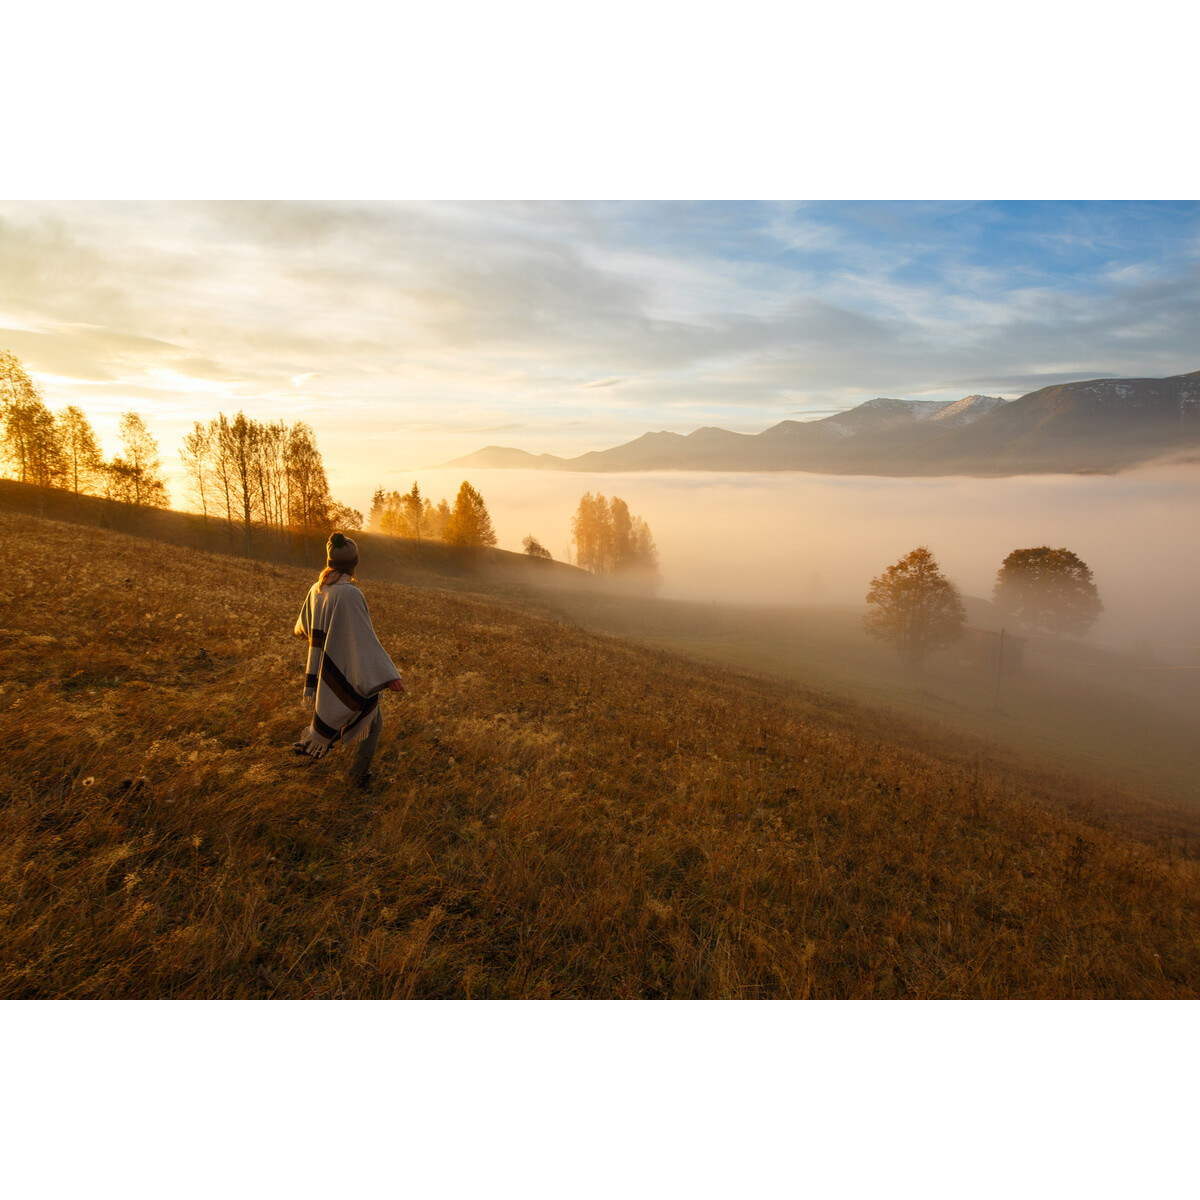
[2,513,1199,998]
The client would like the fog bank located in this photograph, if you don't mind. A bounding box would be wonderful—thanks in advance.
[365,465,1200,652]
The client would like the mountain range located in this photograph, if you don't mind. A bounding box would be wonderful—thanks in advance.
[444,371,1200,475]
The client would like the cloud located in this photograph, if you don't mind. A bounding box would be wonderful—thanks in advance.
[0,200,1196,460]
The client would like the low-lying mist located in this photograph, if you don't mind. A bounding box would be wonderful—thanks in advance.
[368,465,1200,654]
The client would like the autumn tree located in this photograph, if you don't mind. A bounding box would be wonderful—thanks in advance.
[571,492,659,586]
[368,487,387,531]
[572,492,612,574]
[443,480,497,548]
[993,546,1103,637]
[522,535,552,560]
[431,498,452,541]
[56,406,105,495]
[254,419,289,532]
[403,482,427,542]
[116,411,169,508]
[328,501,364,532]
[285,421,331,538]
[104,458,142,505]
[864,546,966,667]
[1,351,62,486]
[214,412,260,542]
[179,420,215,521]
[23,402,63,488]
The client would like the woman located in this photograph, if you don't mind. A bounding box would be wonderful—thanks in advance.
[293,532,404,789]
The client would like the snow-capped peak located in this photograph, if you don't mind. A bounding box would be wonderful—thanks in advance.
[931,394,1009,425]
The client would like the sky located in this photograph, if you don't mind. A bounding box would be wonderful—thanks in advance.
[2,199,1198,511]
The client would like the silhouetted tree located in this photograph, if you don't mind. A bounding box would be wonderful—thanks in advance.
[864,546,965,667]
[522,535,552,560]
[993,546,1103,637]
[443,481,497,547]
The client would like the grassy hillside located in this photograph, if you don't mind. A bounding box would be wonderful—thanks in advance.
[2,509,1199,997]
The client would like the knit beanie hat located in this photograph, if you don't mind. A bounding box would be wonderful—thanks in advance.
[326,532,358,570]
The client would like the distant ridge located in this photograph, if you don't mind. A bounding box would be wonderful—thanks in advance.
[444,371,1200,476]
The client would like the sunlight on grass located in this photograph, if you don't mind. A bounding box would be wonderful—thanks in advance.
[1,510,1199,998]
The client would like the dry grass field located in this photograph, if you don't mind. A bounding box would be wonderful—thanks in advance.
[2,507,1199,998]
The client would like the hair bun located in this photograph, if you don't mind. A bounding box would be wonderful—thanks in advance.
[331,533,346,548]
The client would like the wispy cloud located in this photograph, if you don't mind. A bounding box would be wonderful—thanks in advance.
[0,200,1196,478]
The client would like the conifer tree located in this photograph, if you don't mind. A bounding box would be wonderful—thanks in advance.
[403,481,426,541]
[368,487,387,531]
[443,481,497,547]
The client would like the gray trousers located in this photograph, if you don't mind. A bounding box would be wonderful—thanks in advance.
[349,706,383,779]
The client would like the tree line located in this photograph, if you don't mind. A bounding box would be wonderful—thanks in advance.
[368,481,498,548]
[6,349,663,583]
[1,349,361,549]
[570,492,658,585]
[865,544,1103,666]
[369,483,660,589]
[1,350,169,505]
[179,413,360,548]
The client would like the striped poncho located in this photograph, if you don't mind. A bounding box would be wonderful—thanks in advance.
[294,576,401,757]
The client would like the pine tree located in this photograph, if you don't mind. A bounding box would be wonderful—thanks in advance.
[403,482,426,541]
[443,481,497,547]
[368,487,387,531]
